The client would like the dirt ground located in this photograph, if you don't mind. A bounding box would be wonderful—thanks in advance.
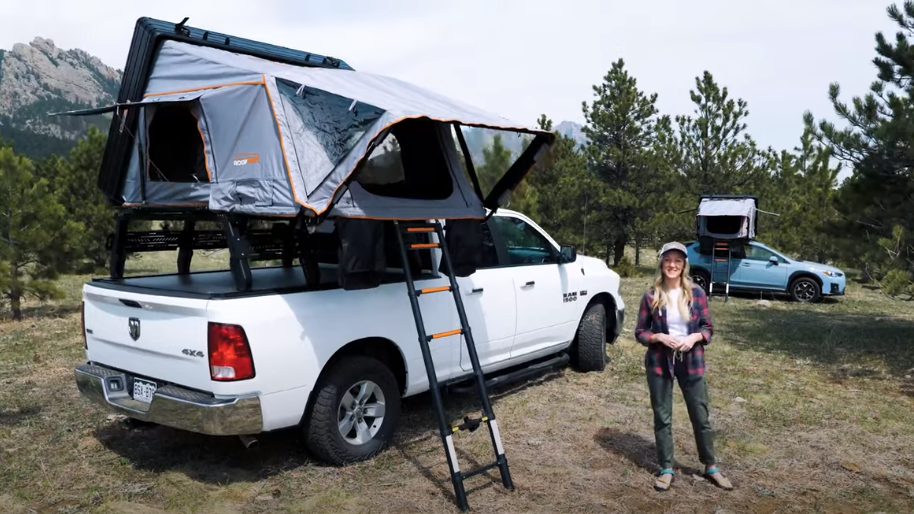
[2,254,914,513]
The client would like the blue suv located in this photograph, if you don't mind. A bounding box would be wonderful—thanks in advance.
[685,240,846,303]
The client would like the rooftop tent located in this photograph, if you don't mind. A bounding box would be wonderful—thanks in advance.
[57,36,554,221]
[696,195,759,241]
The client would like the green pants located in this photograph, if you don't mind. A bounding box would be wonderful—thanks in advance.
[646,364,716,470]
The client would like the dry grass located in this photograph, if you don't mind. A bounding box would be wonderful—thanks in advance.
[2,253,914,513]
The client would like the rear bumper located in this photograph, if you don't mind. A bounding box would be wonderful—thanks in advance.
[74,363,263,435]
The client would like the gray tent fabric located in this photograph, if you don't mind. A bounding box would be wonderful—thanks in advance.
[697,198,756,217]
[697,198,757,240]
[105,39,551,220]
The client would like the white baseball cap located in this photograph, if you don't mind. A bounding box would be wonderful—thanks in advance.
[659,242,688,259]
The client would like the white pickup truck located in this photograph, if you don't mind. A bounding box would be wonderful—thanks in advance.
[75,209,624,465]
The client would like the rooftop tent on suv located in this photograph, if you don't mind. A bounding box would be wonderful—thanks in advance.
[696,195,759,240]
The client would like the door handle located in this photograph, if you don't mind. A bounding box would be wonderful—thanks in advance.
[522,281,535,288]
[468,287,484,294]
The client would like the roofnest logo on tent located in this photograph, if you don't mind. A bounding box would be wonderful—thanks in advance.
[233,153,260,166]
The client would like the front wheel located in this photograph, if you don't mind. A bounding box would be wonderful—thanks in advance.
[304,356,401,465]
[790,277,821,303]
[571,302,607,372]
[691,270,711,294]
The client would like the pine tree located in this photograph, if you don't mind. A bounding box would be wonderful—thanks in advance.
[581,59,669,265]
[810,1,914,295]
[0,145,83,320]
[35,126,114,271]
[664,71,773,196]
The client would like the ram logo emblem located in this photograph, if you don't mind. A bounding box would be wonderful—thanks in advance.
[128,317,141,341]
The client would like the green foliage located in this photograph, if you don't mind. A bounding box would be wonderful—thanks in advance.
[0,125,77,159]
[527,115,591,251]
[476,133,539,220]
[35,125,113,270]
[0,144,83,320]
[760,114,842,262]
[614,255,636,278]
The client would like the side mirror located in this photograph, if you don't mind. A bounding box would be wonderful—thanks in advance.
[769,256,779,265]
[560,245,577,263]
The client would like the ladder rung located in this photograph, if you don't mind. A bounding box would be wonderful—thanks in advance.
[420,285,451,295]
[411,243,439,249]
[452,415,488,433]
[429,329,462,340]
[461,462,499,480]
[406,227,436,233]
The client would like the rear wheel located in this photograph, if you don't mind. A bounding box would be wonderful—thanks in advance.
[790,277,821,303]
[304,356,400,465]
[571,302,607,372]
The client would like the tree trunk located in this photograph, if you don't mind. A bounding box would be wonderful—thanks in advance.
[9,257,22,321]
[613,238,626,267]
[635,237,641,266]
[604,239,611,266]
[10,291,22,321]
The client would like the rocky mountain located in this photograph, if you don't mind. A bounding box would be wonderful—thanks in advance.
[0,37,120,158]
[554,120,587,148]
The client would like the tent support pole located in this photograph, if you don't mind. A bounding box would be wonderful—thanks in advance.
[109,213,128,279]
[220,214,253,291]
[177,220,196,274]
[454,124,484,202]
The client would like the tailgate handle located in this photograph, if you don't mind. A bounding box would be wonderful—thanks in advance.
[119,299,142,309]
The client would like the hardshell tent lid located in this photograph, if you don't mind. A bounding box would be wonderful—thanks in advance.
[55,28,554,222]
[696,195,758,240]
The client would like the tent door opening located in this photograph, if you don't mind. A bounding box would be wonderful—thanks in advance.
[145,102,211,184]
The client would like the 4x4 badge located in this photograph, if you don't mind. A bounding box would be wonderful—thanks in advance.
[128,317,141,341]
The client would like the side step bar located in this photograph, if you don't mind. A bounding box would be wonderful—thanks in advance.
[447,353,571,395]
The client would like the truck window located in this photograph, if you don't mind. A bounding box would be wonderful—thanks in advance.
[489,216,556,266]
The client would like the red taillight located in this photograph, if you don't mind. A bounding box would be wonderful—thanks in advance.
[207,322,255,381]
[80,301,87,350]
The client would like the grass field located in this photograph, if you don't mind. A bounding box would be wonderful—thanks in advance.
[2,251,914,513]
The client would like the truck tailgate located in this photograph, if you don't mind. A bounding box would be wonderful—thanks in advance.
[83,284,213,392]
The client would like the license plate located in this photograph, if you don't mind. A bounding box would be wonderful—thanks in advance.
[133,378,157,404]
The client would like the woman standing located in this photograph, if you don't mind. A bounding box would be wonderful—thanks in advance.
[634,242,733,491]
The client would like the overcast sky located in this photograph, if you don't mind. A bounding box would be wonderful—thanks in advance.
[0,0,898,175]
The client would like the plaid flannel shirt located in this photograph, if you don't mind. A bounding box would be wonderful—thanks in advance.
[634,285,713,378]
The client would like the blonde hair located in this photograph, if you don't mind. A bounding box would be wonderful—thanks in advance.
[651,251,693,319]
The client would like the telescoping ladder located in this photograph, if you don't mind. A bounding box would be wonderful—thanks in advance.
[710,239,732,302]
[393,220,513,512]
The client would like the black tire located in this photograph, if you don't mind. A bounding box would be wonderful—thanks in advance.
[571,302,607,372]
[789,276,821,303]
[304,356,400,465]
[691,269,711,294]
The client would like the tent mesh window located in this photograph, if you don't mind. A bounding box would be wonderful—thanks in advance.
[705,215,744,235]
[357,118,454,200]
[146,104,210,183]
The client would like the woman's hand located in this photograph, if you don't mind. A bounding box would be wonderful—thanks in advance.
[678,333,704,352]
[651,333,681,350]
